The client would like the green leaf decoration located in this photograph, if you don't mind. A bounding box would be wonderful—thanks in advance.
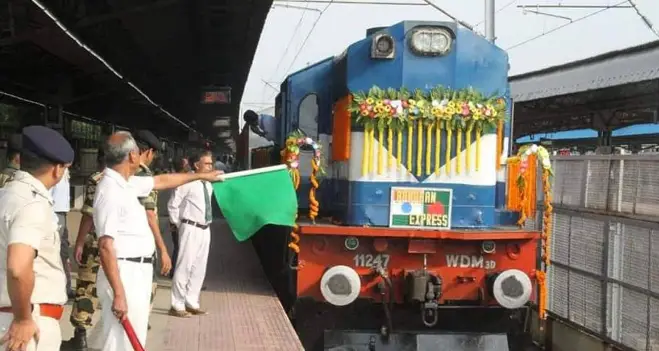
[348,85,508,132]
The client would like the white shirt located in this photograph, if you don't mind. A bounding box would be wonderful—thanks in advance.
[0,171,67,306]
[93,168,156,258]
[50,168,70,213]
[167,180,213,226]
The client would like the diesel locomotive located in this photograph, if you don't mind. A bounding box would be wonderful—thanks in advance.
[242,21,549,351]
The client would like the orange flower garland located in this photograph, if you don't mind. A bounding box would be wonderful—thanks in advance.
[507,144,553,324]
[281,131,324,267]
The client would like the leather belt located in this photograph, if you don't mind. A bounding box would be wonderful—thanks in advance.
[0,304,64,320]
[181,219,209,230]
[118,256,153,264]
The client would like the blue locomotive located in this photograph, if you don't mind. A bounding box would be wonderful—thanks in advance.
[244,21,538,351]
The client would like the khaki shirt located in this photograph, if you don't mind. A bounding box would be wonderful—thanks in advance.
[81,171,103,238]
[135,164,158,215]
[0,171,67,306]
[0,165,19,188]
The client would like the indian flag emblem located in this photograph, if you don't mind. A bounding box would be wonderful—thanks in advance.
[389,186,453,229]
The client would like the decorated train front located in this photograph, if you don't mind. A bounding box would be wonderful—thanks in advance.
[276,21,512,229]
[247,20,549,351]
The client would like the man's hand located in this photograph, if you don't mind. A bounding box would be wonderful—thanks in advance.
[199,170,224,182]
[0,318,39,351]
[112,294,128,321]
[159,250,172,276]
[74,241,85,265]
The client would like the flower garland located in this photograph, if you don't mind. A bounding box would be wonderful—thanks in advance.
[348,85,507,177]
[508,144,553,324]
[280,131,324,264]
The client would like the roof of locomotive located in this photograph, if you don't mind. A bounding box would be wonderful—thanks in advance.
[284,21,510,98]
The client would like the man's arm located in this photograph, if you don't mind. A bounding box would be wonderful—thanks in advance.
[6,202,48,321]
[152,172,222,191]
[97,236,126,317]
[93,195,127,317]
[75,176,99,261]
[6,245,35,321]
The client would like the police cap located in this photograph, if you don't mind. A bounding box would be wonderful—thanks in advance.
[7,133,21,151]
[135,130,162,151]
[22,126,74,164]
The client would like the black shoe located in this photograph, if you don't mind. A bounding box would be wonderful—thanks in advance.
[61,328,87,351]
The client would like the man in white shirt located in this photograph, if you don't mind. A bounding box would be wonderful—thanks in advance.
[51,167,73,299]
[167,150,215,317]
[93,132,222,350]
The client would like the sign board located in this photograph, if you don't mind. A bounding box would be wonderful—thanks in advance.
[389,187,452,230]
[201,87,231,104]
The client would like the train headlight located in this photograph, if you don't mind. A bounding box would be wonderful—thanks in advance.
[320,265,362,306]
[409,27,452,56]
[491,269,533,309]
[370,33,395,59]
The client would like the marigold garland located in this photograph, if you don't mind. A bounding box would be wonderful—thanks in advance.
[281,131,325,263]
[507,144,553,324]
[349,85,507,177]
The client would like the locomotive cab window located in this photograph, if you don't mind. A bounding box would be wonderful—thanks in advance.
[298,94,319,139]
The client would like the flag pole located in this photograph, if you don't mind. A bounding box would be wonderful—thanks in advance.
[218,164,288,181]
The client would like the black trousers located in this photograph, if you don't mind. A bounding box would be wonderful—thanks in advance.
[169,223,179,278]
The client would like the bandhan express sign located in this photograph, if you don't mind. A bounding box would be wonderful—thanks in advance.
[389,187,453,230]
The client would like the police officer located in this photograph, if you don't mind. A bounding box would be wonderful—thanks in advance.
[133,130,172,329]
[0,134,22,188]
[61,151,105,351]
[0,126,74,351]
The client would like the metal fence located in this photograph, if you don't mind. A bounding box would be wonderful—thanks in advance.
[532,155,659,351]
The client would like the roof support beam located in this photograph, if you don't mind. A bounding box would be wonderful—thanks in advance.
[75,0,181,27]
[0,0,181,47]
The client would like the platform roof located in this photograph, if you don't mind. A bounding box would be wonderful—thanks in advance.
[510,40,659,103]
[510,40,659,139]
[0,0,272,150]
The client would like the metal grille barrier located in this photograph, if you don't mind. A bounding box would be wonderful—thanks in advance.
[530,155,659,351]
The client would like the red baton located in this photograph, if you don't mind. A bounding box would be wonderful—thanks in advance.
[120,318,146,351]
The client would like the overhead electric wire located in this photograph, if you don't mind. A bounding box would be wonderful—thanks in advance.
[282,0,334,77]
[261,1,310,101]
[627,0,659,38]
[474,0,517,28]
[273,0,427,6]
[29,0,200,135]
[421,0,475,30]
[506,0,627,51]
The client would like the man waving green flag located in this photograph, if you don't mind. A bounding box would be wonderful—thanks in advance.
[212,165,298,241]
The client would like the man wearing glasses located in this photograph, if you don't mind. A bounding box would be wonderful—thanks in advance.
[166,150,216,317]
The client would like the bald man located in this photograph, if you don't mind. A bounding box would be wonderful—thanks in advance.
[93,132,223,351]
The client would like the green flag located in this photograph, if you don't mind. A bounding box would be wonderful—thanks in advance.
[211,165,298,241]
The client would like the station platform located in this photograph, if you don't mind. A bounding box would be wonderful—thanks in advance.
[60,213,303,351]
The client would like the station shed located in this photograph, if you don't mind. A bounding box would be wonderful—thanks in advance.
[511,40,659,152]
[510,41,659,351]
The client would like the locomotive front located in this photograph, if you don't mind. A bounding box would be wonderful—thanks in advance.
[251,20,545,351]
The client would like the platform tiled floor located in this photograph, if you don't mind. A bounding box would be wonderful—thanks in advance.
[60,213,303,351]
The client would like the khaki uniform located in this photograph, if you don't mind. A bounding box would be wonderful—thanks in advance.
[0,164,19,188]
[135,164,159,310]
[0,170,67,350]
[69,171,103,330]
